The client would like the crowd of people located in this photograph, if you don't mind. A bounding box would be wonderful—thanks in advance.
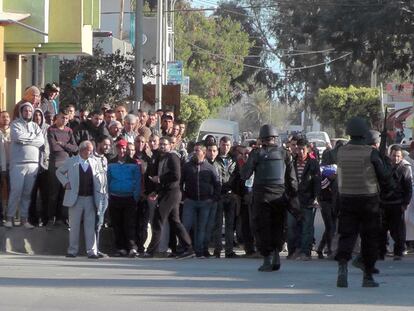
[1,84,414,288]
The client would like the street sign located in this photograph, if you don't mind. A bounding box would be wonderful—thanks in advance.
[181,76,190,94]
[167,61,183,85]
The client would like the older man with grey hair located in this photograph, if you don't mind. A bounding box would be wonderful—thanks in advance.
[56,140,106,258]
[121,114,138,143]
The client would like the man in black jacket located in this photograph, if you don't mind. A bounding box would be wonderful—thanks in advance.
[181,142,221,257]
[142,136,194,258]
[213,136,238,258]
[379,145,412,260]
[74,110,109,146]
[287,138,321,260]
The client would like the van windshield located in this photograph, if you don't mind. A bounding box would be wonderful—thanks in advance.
[198,131,233,143]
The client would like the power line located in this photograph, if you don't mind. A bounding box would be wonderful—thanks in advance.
[181,40,353,72]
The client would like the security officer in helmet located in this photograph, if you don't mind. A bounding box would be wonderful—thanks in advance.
[240,124,298,272]
[335,117,393,288]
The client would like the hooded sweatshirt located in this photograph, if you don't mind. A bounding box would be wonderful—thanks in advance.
[10,102,45,165]
[34,108,50,170]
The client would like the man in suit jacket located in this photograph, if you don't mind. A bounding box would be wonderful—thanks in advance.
[56,140,107,258]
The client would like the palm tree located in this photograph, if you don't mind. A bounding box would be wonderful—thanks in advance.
[244,88,272,130]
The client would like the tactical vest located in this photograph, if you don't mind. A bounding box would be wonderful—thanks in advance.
[337,144,379,195]
[254,146,286,185]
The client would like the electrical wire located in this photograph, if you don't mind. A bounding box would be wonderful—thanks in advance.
[180,40,352,72]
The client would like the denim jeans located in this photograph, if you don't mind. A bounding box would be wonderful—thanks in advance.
[182,199,213,255]
[204,202,218,253]
[213,194,236,254]
[287,206,315,255]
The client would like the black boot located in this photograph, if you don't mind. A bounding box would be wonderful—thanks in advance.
[258,255,273,272]
[272,251,281,271]
[362,272,379,287]
[337,261,348,288]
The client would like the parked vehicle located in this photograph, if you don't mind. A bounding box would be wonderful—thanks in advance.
[197,119,240,144]
[306,131,331,145]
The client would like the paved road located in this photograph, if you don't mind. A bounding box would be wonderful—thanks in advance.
[0,253,413,311]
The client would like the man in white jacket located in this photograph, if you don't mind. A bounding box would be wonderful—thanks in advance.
[56,140,106,258]
[5,102,44,228]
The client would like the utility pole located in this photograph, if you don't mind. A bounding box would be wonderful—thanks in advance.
[134,0,144,113]
[155,0,163,111]
[162,0,168,84]
[119,0,125,40]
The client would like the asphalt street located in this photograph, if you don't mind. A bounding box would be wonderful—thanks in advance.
[0,252,413,311]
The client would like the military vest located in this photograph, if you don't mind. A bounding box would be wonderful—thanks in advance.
[254,146,286,185]
[337,144,379,195]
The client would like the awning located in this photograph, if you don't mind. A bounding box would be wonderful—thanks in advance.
[387,107,413,130]
[0,12,30,25]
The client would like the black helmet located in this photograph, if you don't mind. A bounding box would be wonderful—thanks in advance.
[345,117,369,137]
[366,130,380,145]
[259,124,278,139]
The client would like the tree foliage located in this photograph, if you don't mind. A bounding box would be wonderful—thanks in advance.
[179,94,210,140]
[315,86,382,136]
[175,1,252,112]
[244,0,414,115]
[59,48,135,109]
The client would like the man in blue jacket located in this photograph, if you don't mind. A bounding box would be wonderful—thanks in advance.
[181,142,221,258]
[108,139,141,257]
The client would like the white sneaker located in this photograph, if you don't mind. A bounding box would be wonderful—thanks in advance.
[4,221,13,228]
[23,222,35,229]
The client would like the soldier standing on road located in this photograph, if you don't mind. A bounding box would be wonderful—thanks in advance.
[240,124,298,272]
[335,117,393,288]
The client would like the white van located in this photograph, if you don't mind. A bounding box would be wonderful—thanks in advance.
[197,119,239,144]
[306,131,331,145]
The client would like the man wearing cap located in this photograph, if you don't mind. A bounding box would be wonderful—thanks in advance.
[107,139,141,257]
[40,83,60,118]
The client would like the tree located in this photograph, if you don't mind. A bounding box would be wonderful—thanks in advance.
[243,0,414,117]
[315,86,382,136]
[179,94,210,140]
[174,1,252,112]
[59,47,136,109]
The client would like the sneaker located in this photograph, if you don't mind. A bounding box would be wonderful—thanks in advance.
[176,250,195,259]
[203,251,213,258]
[225,252,240,258]
[23,222,35,229]
[129,249,138,258]
[296,253,311,261]
[65,253,77,258]
[138,252,154,258]
[4,221,13,228]
[196,254,206,259]
[393,255,403,261]
[287,250,301,260]
[213,250,221,258]
[114,249,128,257]
[88,254,99,259]
[317,251,325,259]
[97,251,108,258]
